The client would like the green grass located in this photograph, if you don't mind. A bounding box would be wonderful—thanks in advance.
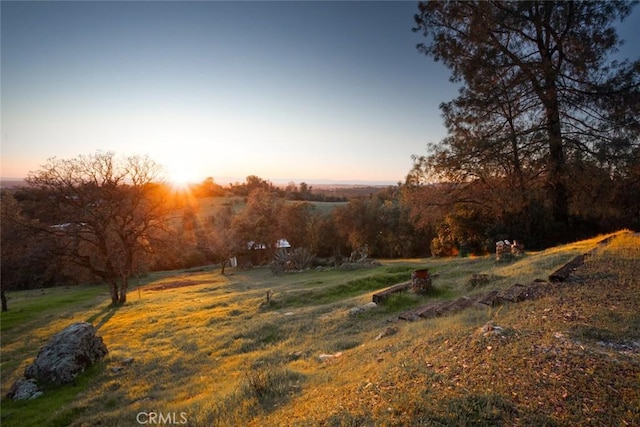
[0,364,102,427]
[1,231,637,426]
[0,285,106,333]
[268,271,414,308]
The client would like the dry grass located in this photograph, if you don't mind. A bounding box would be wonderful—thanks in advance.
[1,231,637,426]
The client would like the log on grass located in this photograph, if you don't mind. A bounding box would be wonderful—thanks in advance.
[372,281,411,304]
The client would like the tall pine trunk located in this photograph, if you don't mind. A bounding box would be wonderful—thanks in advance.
[543,82,569,226]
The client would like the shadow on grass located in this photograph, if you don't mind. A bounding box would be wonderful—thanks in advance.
[261,272,417,310]
[86,304,121,332]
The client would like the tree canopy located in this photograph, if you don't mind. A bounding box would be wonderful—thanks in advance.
[24,151,172,304]
[412,0,640,228]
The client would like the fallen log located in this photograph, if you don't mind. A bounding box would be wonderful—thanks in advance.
[495,283,528,304]
[475,290,500,306]
[549,254,585,282]
[372,281,411,304]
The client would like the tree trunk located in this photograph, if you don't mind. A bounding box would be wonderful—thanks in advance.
[220,259,228,275]
[544,85,569,225]
[108,281,120,305]
[1,289,8,312]
[118,275,128,304]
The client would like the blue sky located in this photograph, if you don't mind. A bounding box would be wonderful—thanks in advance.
[2,1,638,185]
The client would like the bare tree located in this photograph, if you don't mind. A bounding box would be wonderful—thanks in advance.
[25,151,171,304]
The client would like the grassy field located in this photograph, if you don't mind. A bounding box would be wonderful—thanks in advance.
[1,231,638,426]
[180,194,346,216]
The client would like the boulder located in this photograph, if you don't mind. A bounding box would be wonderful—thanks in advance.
[6,378,41,400]
[348,301,378,316]
[318,352,343,362]
[24,322,108,386]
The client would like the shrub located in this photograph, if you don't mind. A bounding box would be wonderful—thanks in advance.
[271,248,315,274]
[241,366,304,403]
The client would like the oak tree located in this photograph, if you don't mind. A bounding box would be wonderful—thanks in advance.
[232,188,285,254]
[25,151,171,304]
[197,205,243,274]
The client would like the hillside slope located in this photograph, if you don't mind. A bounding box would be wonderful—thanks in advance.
[257,233,639,426]
[1,232,638,426]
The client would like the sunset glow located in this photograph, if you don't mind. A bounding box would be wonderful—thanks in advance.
[1,2,639,184]
[167,163,198,189]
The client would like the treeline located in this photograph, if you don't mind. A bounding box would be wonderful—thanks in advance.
[189,175,347,202]
[0,152,431,302]
[1,149,638,309]
[0,152,422,307]
[170,184,431,272]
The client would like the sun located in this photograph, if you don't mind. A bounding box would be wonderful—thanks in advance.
[167,164,197,190]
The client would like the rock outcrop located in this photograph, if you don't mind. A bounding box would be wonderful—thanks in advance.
[7,322,108,400]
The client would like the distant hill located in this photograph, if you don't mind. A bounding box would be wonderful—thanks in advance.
[0,179,27,188]
[309,184,393,199]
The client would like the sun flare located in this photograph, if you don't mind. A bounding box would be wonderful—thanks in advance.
[167,164,197,189]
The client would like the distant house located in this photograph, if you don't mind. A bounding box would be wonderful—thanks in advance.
[238,238,291,266]
[276,239,291,251]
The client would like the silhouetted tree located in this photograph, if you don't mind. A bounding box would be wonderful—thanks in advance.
[0,191,46,311]
[197,205,243,274]
[280,201,316,249]
[232,188,284,255]
[332,189,427,258]
[333,198,381,254]
[25,151,171,305]
[193,177,225,197]
[227,175,279,197]
[413,1,640,227]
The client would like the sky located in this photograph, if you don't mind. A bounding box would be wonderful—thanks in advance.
[2,1,639,186]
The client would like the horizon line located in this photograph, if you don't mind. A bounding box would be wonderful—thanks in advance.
[0,176,400,187]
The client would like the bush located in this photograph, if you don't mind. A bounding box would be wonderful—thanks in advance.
[270,248,315,274]
[241,366,304,403]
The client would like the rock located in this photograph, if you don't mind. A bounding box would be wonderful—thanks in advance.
[481,322,505,337]
[348,302,378,316]
[287,351,304,361]
[318,352,343,362]
[24,322,108,386]
[375,326,399,340]
[112,356,135,373]
[348,307,363,316]
[6,378,40,400]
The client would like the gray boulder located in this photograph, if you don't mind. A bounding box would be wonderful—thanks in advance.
[23,322,108,386]
[6,378,41,400]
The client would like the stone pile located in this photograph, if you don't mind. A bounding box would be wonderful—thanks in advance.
[495,239,525,261]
